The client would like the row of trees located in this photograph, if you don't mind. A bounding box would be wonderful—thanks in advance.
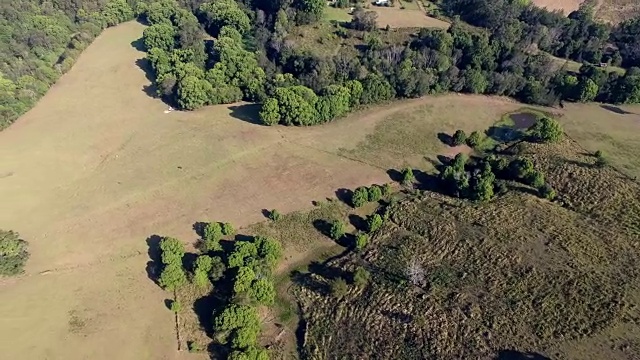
[258,74,395,125]
[156,224,283,358]
[0,0,135,129]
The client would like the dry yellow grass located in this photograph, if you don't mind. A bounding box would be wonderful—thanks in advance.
[373,7,450,29]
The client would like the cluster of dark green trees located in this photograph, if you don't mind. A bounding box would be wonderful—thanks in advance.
[157,224,282,359]
[0,230,29,276]
[440,117,562,202]
[0,0,135,129]
[440,0,640,68]
[141,0,265,109]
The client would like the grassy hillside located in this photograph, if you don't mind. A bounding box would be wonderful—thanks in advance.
[294,136,640,359]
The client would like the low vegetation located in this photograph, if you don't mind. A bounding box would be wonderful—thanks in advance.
[0,230,29,276]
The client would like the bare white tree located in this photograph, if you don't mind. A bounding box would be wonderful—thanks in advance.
[406,258,425,287]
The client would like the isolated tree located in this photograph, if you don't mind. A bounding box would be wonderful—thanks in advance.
[143,23,175,52]
[0,230,29,276]
[352,186,369,208]
[466,131,482,148]
[195,255,213,273]
[529,117,563,143]
[329,220,345,240]
[353,267,371,287]
[355,232,368,250]
[234,266,256,293]
[331,277,348,298]
[382,183,392,197]
[248,278,276,305]
[367,213,383,233]
[402,167,415,185]
[452,130,467,146]
[170,300,182,313]
[368,185,383,202]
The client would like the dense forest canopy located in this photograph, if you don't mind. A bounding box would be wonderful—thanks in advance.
[2,0,640,130]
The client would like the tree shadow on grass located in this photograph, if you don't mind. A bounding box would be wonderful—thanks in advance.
[335,188,353,206]
[228,104,263,125]
[146,235,163,286]
[134,57,162,100]
[312,219,350,247]
[387,169,404,183]
[348,214,367,232]
[412,169,442,192]
[192,221,208,238]
[437,132,453,146]
[130,37,146,51]
[600,104,635,115]
[494,350,550,360]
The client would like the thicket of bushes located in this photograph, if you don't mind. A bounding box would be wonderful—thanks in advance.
[0,230,29,276]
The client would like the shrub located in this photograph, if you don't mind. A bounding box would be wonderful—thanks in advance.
[594,150,608,168]
[203,223,223,251]
[529,117,563,143]
[368,185,383,202]
[188,341,204,353]
[352,186,369,207]
[329,220,345,240]
[255,236,283,269]
[222,222,235,236]
[452,129,467,146]
[0,230,29,276]
[527,171,545,188]
[355,232,368,250]
[367,213,383,233]
[209,256,227,281]
[402,167,415,184]
[594,150,603,158]
[466,131,481,148]
[382,183,392,197]
[331,277,348,298]
[353,267,371,287]
[170,300,182,313]
[539,184,556,200]
[268,209,281,221]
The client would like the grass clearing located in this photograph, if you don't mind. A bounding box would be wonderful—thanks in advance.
[324,6,352,22]
[373,6,450,29]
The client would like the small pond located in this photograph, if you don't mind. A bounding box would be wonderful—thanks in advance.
[509,112,539,130]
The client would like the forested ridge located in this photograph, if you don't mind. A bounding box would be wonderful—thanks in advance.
[3,0,640,130]
[0,0,136,129]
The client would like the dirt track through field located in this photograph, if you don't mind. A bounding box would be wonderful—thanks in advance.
[0,21,449,360]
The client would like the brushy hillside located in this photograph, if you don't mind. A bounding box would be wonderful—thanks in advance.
[294,138,640,360]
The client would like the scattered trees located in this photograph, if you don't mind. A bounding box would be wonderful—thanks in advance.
[0,230,29,276]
